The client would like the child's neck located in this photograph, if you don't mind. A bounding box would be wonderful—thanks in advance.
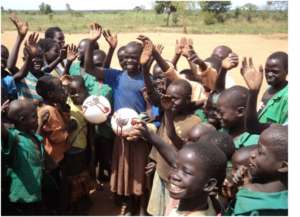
[271,80,288,92]
[245,179,287,193]
[229,121,245,138]
[178,195,209,212]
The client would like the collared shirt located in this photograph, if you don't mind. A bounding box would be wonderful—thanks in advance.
[16,72,43,101]
[234,132,259,149]
[233,187,288,216]
[258,84,288,125]
[2,128,44,203]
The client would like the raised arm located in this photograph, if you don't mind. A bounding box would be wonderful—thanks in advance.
[181,38,201,76]
[62,44,78,76]
[7,14,29,73]
[84,23,105,80]
[13,32,39,81]
[214,52,239,93]
[103,30,118,68]
[42,45,67,73]
[171,39,182,69]
[241,57,269,134]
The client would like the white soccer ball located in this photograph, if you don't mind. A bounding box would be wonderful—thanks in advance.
[111,108,139,136]
[82,95,111,124]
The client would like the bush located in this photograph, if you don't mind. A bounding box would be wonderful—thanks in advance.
[203,12,217,25]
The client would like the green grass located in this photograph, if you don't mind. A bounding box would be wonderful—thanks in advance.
[1,10,288,34]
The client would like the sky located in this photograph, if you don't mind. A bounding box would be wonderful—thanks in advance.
[1,0,271,10]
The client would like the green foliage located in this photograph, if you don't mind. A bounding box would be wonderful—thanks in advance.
[39,2,52,14]
[234,7,241,19]
[200,1,231,14]
[203,12,217,25]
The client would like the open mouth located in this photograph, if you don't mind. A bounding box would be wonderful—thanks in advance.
[168,183,185,194]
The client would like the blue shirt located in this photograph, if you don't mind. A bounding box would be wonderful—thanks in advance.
[151,106,161,128]
[104,68,146,113]
[2,75,18,100]
[16,72,43,101]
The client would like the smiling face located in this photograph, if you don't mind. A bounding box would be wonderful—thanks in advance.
[168,147,208,200]
[217,97,240,130]
[166,82,191,115]
[265,58,287,87]
[31,48,44,74]
[124,42,142,74]
[117,47,127,70]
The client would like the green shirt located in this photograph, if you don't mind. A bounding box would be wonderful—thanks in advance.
[2,128,44,203]
[233,187,288,216]
[234,132,259,149]
[194,109,208,123]
[259,84,288,125]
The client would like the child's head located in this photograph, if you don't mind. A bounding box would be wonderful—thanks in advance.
[69,76,89,105]
[232,145,257,175]
[168,140,227,200]
[201,131,235,161]
[204,92,221,129]
[45,26,65,48]
[38,38,60,63]
[23,46,44,75]
[211,45,232,60]
[93,49,106,68]
[36,75,67,104]
[265,51,288,87]
[204,56,222,72]
[7,99,38,132]
[217,86,248,130]
[124,41,143,74]
[77,38,99,63]
[249,125,288,182]
[117,45,126,70]
[1,44,9,71]
[166,79,192,115]
[187,123,216,142]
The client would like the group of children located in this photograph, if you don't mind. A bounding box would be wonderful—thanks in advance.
[1,14,288,216]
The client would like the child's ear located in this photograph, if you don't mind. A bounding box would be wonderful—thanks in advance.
[203,178,218,193]
[236,106,245,117]
[278,161,288,173]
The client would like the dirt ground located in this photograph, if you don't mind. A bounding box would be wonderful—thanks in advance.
[1,31,287,100]
[1,32,288,215]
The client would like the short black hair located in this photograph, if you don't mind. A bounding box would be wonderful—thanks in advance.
[36,75,58,99]
[262,124,288,161]
[126,41,143,54]
[7,99,35,122]
[79,38,99,50]
[117,45,126,56]
[45,26,63,39]
[204,56,222,71]
[185,140,227,188]
[93,49,107,60]
[70,75,85,87]
[219,85,249,108]
[201,131,235,160]
[212,45,232,60]
[37,38,58,53]
[168,79,192,98]
[267,51,288,73]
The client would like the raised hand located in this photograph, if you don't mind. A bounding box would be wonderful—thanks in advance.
[66,44,78,62]
[24,32,39,57]
[59,45,68,60]
[175,39,182,55]
[240,57,264,92]
[222,52,239,70]
[181,38,194,58]
[155,44,164,55]
[137,35,154,65]
[103,29,118,49]
[89,22,102,42]
[9,13,28,38]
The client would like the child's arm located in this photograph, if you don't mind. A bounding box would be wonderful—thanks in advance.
[214,53,239,93]
[128,121,177,167]
[181,38,201,77]
[42,46,67,73]
[62,44,78,76]
[171,39,182,69]
[103,30,117,68]
[7,14,28,73]
[241,57,270,134]
[161,95,185,149]
[145,44,164,73]
[12,32,39,82]
[84,23,105,80]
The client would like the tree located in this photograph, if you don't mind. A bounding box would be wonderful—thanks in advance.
[200,1,231,23]
[66,3,72,11]
[154,1,177,26]
[241,3,258,22]
[39,2,52,14]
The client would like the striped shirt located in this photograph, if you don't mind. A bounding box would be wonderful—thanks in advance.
[16,72,43,101]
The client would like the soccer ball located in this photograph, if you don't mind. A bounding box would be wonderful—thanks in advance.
[82,95,111,124]
[111,108,139,136]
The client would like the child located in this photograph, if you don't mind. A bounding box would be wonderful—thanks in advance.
[1,99,46,215]
[129,122,228,216]
[186,123,216,142]
[241,53,288,134]
[217,86,260,149]
[117,45,127,70]
[232,125,288,215]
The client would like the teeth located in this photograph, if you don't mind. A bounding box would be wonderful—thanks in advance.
[169,183,184,193]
